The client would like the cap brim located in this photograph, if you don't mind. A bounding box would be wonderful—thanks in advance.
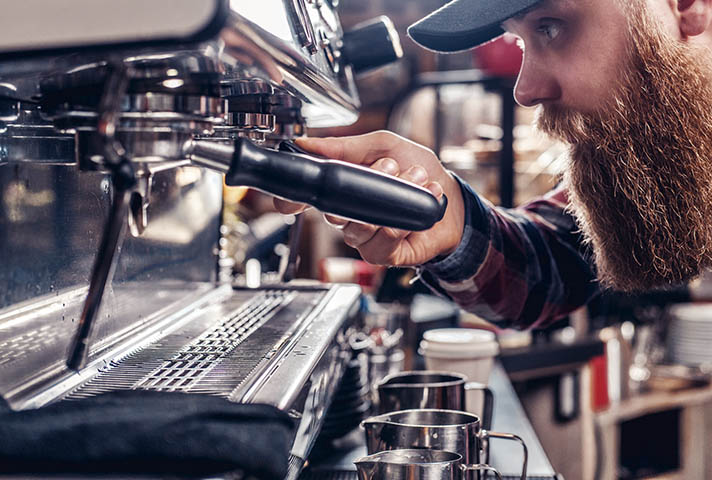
[407,0,541,53]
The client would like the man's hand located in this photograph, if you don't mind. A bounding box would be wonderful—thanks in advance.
[273,131,466,267]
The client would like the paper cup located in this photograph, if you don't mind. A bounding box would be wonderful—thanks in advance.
[419,328,499,418]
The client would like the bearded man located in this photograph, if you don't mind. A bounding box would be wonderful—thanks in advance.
[276,0,712,329]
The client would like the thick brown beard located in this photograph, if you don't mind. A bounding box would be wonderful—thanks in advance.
[537,4,712,292]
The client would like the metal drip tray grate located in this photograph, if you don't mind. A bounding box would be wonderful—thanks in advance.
[65,289,307,400]
[135,291,295,392]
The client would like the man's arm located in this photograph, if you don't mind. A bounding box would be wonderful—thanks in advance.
[420,179,599,330]
[272,131,599,329]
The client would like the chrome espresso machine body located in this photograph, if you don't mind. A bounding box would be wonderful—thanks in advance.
[0,1,417,477]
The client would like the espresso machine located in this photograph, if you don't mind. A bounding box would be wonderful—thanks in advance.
[0,1,440,478]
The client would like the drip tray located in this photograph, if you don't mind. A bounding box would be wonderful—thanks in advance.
[66,290,302,400]
[1,284,362,480]
[66,289,302,400]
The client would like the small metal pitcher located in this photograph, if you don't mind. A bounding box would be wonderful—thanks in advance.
[361,409,528,480]
[375,371,494,428]
[354,449,502,480]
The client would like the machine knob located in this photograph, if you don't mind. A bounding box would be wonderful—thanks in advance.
[342,16,403,74]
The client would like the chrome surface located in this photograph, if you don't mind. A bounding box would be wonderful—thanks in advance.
[373,372,494,428]
[300,364,557,480]
[0,106,75,166]
[354,450,503,480]
[66,185,131,371]
[186,139,234,173]
[362,409,527,480]
[0,0,378,476]
[286,0,318,54]
[0,4,361,129]
[235,285,361,476]
[51,96,226,132]
[63,289,303,398]
[3,284,226,410]
[376,371,470,414]
[221,79,274,97]
[0,83,19,122]
[0,164,222,311]
[3,283,360,480]
[76,128,198,165]
[230,112,276,133]
[223,11,359,127]
[355,450,462,480]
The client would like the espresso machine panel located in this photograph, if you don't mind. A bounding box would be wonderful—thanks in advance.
[0,2,406,477]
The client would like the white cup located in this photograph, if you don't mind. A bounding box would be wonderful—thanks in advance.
[419,328,499,418]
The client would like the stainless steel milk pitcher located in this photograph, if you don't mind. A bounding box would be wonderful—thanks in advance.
[354,449,503,480]
[375,371,494,428]
[362,409,528,480]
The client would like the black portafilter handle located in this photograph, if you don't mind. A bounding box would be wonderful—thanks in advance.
[188,138,447,231]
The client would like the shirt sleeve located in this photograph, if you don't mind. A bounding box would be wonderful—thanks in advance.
[419,176,599,330]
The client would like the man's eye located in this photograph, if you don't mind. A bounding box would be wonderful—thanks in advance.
[536,22,562,41]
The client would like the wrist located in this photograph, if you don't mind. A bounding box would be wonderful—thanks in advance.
[421,173,490,283]
[437,171,466,258]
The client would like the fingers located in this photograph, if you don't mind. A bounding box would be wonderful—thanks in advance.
[372,157,399,176]
[425,181,444,200]
[324,214,348,228]
[322,155,401,229]
[401,165,428,185]
[273,197,309,214]
[275,157,403,222]
[335,163,433,252]
[294,131,427,168]
[342,222,379,248]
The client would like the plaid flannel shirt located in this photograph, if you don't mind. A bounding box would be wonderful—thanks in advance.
[419,178,600,330]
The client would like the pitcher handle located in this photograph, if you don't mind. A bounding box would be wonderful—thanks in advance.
[464,382,494,430]
[480,431,528,480]
[460,463,503,480]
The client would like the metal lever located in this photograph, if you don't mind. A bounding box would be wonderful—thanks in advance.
[67,61,136,371]
[187,138,448,232]
[66,187,131,370]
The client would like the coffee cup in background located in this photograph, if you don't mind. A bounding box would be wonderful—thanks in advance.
[419,328,499,418]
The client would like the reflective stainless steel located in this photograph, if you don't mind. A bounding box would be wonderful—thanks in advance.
[186,140,234,173]
[362,409,527,480]
[0,83,19,122]
[0,0,399,476]
[0,164,222,311]
[0,106,75,166]
[0,5,362,129]
[375,371,494,429]
[354,450,503,480]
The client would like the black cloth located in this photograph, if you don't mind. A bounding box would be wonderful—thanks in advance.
[0,390,295,479]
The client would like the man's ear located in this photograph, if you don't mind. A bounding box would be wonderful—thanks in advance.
[678,0,712,37]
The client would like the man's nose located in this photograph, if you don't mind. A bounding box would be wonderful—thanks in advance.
[513,56,562,107]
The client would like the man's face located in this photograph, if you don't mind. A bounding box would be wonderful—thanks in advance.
[505,0,712,292]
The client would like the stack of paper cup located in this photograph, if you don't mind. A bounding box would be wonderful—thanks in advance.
[419,328,499,417]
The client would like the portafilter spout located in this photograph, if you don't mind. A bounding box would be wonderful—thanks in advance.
[186,138,448,232]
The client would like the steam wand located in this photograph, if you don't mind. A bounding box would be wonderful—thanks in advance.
[66,62,136,371]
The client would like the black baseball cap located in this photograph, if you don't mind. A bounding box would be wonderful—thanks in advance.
[408,0,542,53]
